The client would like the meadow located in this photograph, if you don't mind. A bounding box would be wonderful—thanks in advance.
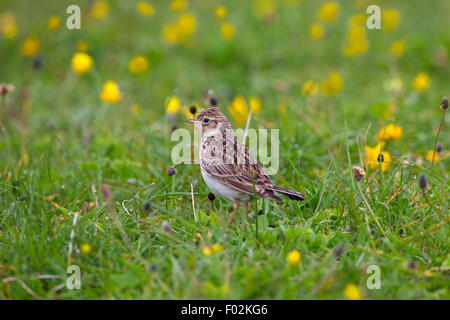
[0,0,449,299]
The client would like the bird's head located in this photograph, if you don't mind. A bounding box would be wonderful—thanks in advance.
[186,107,231,133]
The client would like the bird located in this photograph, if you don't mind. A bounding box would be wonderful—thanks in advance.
[186,106,305,226]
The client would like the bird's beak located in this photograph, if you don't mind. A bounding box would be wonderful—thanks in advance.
[186,118,196,123]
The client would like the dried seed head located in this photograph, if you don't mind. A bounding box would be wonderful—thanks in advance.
[334,243,345,257]
[377,152,384,163]
[162,220,171,232]
[418,174,427,189]
[440,97,448,110]
[352,166,366,182]
[436,143,443,154]
[101,184,112,200]
[0,83,14,96]
[32,55,42,70]
[193,232,203,245]
[209,96,218,106]
[408,260,418,270]
[208,192,215,201]
[189,105,197,115]
[167,166,177,176]
[258,209,263,216]
[143,200,152,212]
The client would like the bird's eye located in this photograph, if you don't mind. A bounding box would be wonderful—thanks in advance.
[203,118,210,124]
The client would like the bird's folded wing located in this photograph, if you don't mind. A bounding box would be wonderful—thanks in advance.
[202,137,276,198]
[203,162,276,199]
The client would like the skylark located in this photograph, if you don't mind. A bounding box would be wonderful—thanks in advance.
[186,107,305,226]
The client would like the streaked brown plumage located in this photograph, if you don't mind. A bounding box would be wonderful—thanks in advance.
[187,107,304,226]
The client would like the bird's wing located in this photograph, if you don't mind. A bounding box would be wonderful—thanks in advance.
[201,135,281,201]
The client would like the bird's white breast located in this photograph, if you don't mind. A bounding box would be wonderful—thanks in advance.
[200,166,245,201]
[199,126,252,202]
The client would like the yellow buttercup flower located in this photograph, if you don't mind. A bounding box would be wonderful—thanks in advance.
[99,81,121,103]
[412,72,430,92]
[215,6,227,19]
[318,2,339,22]
[348,25,365,42]
[166,96,181,114]
[91,1,109,20]
[128,55,148,74]
[349,13,365,27]
[423,270,433,277]
[286,250,301,265]
[310,23,324,40]
[202,245,212,256]
[389,40,405,58]
[80,243,92,254]
[342,41,368,57]
[249,96,261,114]
[228,95,249,125]
[71,52,93,75]
[382,9,400,31]
[162,24,180,44]
[20,36,40,57]
[344,284,362,300]
[162,14,197,44]
[2,20,18,39]
[425,150,438,163]
[342,24,368,57]
[177,14,197,37]
[47,16,61,31]
[137,1,155,16]
[220,22,235,40]
[76,41,88,52]
[170,0,186,12]
[321,72,343,97]
[0,12,18,39]
[212,244,224,253]
[183,105,200,119]
[376,124,402,141]
[364,143,392,172]
[302,80,319,97]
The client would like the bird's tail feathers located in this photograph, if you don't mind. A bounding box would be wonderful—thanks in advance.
[270,186,305,201]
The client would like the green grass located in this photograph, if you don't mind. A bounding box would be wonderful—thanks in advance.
[0,0,449,299]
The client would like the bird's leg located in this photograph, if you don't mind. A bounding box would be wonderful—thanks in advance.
[226,201,240,227]
[244,202,250,219]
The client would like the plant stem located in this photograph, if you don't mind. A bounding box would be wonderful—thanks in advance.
[422,189,445,220]
[357,182,388,238]
[378,162,384,196]
[403,218,450,243]
[431,109,446,169]
[250,169,259,242]
[1,96,5,125]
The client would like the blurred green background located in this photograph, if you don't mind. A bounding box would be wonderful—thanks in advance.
[0,0,449,299]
